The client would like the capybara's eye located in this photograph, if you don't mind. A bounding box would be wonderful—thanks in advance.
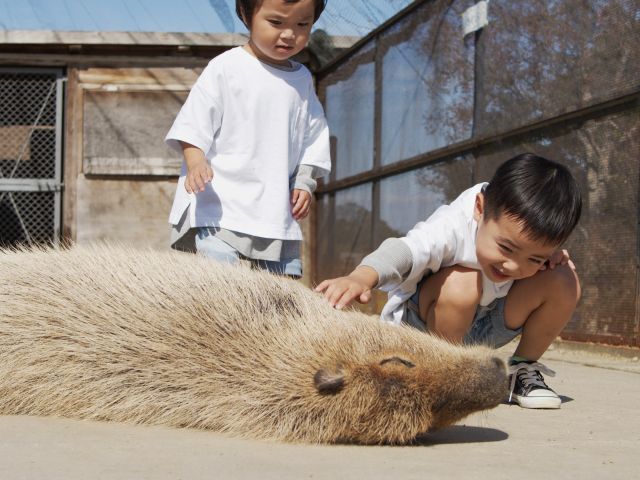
[379,357,415,368]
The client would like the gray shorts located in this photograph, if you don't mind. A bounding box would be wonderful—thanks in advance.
[405,284,522,348]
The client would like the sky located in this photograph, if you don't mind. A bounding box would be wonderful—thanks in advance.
[0,0,414,37]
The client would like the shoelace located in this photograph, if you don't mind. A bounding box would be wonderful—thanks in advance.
[507,361,556,403]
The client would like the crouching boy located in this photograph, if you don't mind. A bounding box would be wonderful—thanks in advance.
[316,153,582,409]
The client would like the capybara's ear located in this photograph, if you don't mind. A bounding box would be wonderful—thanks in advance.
[314,368,345,394]
[379,356,415,368]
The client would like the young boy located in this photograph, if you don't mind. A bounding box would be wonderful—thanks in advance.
[316,153,582,409]
[165,0,330,277]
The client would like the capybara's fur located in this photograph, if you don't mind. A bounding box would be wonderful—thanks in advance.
[0,245,507,444]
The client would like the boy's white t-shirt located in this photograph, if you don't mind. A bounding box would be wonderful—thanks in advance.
[380,183,514,325]
[165,47,331,240]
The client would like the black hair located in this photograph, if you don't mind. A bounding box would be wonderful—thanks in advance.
[482,153,582,246]
[236,0,327,27]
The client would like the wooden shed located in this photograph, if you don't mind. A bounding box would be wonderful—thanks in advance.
[0,30,239,243]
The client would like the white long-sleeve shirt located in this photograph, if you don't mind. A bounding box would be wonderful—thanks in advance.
[166,47,331,241]
[361,183,514,325]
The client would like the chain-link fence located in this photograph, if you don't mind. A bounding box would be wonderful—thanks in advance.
[0,69,63,246]
[316,0,640,346]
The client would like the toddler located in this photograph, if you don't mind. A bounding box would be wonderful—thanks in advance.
[166,0,330,277]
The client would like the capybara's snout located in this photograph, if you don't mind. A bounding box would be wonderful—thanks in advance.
[492,356,506,371]
[490,355,509,391]
[473,354,509,409]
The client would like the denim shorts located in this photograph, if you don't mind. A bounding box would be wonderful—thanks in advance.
[405,282,522,348]
[195,227,302,277]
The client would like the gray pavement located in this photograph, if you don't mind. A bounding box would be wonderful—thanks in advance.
[1,340,638,480]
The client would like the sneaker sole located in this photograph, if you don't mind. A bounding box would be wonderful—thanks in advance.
[512,394,561,409]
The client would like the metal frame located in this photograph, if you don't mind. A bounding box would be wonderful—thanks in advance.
[314,1,640,346]
[317,87,640,195]
[54,71,65,243]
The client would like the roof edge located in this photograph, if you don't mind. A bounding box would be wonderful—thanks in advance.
[0,30,360,49]
[0,30,249,46]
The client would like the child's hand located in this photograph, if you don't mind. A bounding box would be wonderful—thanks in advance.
[291,189,311,220]
[540,249,575,271]
[185,160,214,194]
[181,142,213,194]
[315,266,378,309]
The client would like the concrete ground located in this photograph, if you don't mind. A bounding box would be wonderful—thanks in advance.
[1,340,638,480]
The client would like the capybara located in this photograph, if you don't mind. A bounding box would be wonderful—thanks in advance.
[0,244,507,444]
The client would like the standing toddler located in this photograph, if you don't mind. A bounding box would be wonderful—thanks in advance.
[166,0,330,277]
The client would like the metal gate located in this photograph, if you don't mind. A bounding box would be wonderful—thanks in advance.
[0,68,64,246]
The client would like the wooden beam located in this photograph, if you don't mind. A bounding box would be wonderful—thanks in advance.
[62,69,82,242]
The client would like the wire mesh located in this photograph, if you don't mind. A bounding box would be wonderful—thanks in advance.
[0,191,56,246]
[0,70,60,246]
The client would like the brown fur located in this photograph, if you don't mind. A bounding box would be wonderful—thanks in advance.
[0,244,507,444]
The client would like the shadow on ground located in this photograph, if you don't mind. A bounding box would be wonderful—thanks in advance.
[414,425,508,445]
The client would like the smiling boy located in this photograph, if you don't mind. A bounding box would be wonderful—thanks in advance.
[316,153,583,409]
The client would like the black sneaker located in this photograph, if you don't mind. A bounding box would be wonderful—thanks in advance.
[508,361,561,409]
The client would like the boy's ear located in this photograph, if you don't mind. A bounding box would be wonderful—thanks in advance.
[473,193,485,222]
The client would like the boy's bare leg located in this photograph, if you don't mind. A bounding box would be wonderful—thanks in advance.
[418,266,483,342]
[504,263,581,361]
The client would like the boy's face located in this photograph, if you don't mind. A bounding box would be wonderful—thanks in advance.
[245,0,315,65]
[473,193,559,283]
